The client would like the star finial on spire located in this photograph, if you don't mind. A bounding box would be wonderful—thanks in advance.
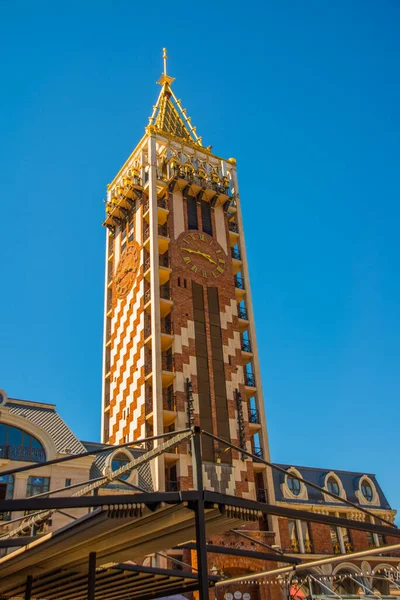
[157,47,175,86]
[163,47,167,76]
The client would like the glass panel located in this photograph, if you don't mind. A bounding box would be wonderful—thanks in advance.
[330,526,341,554]
[7,426,23,446]
[300,521,313,553]
[287,476,301,496]
[327,476,340,495]
[27,476,50,497]
[0,425,45,461]
[361,481,373,501]
[288,519,300,553]
[341,527,353,552]
[111,455,130,480]
[0,424,6,444]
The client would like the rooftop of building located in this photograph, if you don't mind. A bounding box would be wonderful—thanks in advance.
[273,462,392,511]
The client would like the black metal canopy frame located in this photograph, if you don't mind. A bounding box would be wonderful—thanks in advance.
[0,427,398,600]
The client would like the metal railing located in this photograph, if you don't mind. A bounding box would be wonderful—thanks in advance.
[145,359,153,375]
[144,322,151,338]
[159,253,170,268]
[168,167,231,196]
[104,392,110,407]
[228,221,238,233]
[245,372,256,387]
[160,284,172,300]
[144,222,169,238]
[256,488,268,503]
[144,256,150,271]
[144,285,172,303]
[241,338,252,352]
[158,223,168,237]
[161,317,172,335]
[166,480,179,492]
[162,351,174,372]
[0,445,46,463]
[234,274,245,289]
[231,247,241,260]
[252,446,263,459]
[237,305,248,320]
[163,390,176,411]
[248,408,260,424]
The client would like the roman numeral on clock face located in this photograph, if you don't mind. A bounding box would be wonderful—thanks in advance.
[183,256,191,264]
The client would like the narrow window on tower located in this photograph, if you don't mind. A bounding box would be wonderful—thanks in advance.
[187,196,198,230]
[201,200,213,236]
[121,222,127,252]
[128,213,134,242]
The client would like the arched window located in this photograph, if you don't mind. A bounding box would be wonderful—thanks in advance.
[0,424,45,462]
[361,479,373,502]
[327,476,340,496]
[287,475,301,496]
[0,474,14,521]
[111,453,131,481]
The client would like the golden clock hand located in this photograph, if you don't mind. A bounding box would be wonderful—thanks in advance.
[181,247,217,265]
[196,251,217,264]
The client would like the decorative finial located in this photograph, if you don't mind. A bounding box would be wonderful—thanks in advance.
[163,48,167,76]
[157,48,175,86]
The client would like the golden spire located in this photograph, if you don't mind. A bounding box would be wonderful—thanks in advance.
[149,49,202,146]
[157,47,175,87]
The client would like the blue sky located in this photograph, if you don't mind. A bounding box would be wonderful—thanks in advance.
[1,1,399,511]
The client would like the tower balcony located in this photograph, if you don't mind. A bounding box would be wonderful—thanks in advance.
[145,387,177,427]
[231,246,242,275]
[143,222,170,254]
[144,253,172,286]
[234,274,246,303]
[144,352,175,387]
[144,317,174,352]
[228,220,240,246]
[144,284,173,317]
[240,338,253,364]
[103,176,143,231]
[157,164,231,208]
[237,305,249,332]
[244,371,257,395]
[143,196,169,226]
[229,197,237,214]
[248,407,262,434]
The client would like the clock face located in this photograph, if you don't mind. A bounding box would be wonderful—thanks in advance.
[114,242,140,298]
[178,231,226,279]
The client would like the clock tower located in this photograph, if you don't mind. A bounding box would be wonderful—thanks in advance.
[101,50,275,506]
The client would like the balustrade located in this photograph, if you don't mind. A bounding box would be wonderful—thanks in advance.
[245,372,256,387]
[248,408,260,424]
[0,445,46,463]
[241,338,252,352]
[234,274,245,289]
[237,305,248,319]
[231,247,241,260]
[228,221,238,233]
